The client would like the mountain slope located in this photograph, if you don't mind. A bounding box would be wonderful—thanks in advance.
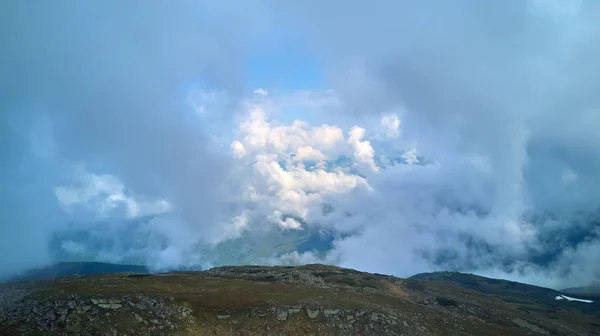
[561,284,600,301]
[1,264,598,335]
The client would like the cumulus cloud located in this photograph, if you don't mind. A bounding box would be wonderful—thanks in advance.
[230,102,373,228]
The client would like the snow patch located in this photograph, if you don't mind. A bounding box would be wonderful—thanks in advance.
[555,295,594,303]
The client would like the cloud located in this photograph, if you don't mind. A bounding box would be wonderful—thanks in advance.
[264,0,600,287]
[0,0,267,277]
[379,114,401,139]
[253,88,269,96]
[229,100,373,229]
[54,165,171,220]
[347,126,378,172]
[3,0,600,290]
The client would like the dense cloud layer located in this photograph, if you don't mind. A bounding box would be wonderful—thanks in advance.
[0,0,267,275]
[2,0,600,288]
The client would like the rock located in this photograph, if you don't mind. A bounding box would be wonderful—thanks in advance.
[217,314,231,319]
[276,307,288,321]
[150,319,160,324]
[43,310,57,321]
[288,305,302,314]
[306,306,320,319]
[403,321,409,327]
[323,308,340,317]
[133,313,145,323]
[370,312,379,321]
[67,301,76,309]
[91,298,107,305]
[98,303,123,309]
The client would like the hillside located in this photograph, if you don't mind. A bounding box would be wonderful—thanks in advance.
[1,264,599,335]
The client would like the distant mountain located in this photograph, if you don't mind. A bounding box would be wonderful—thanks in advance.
[409,271,599,315]
[6,262,149,282]
[561,284,600,300]
[409,271,562,303]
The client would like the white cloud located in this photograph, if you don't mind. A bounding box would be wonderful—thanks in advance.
[54,165,171,219]
[253,88,268,96]
[231,140,247,158]
[401,148,419,165]
[380,114,401,138]
[294,146,326,161]
[229,100,376,228]
[348,126,378,172]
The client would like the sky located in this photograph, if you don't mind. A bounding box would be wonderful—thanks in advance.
[1,0,600,289]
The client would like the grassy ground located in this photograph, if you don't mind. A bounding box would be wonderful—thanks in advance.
[1,264,599,335]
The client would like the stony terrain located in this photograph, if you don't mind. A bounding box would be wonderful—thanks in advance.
[0,264,599,335]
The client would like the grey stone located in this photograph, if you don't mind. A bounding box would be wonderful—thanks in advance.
[276,308,288,321]
[217,314,231,319]
[324,308,340,316]
[150,319,160,324]
[288,305,302,314]
[91,298,108,305]
[43,310,56,321]
[403,321,409,327]
[306,307,320,319]
[133,313,145,323]
[98,303,123,309]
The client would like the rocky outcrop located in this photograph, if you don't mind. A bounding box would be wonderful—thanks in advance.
[0,289,194,335]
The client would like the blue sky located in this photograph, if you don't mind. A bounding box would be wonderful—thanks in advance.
[245,44,325,92]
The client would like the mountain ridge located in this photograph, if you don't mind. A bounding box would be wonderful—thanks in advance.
[1,263,599,335]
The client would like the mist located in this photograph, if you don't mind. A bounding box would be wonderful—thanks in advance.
[2,0,600,289]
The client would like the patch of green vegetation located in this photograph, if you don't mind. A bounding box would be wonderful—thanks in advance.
[404,280,426,291]
[313,271,339,278]
[127,274,152,278]
[435,297,458,307]
[334,277,358,287]
[328,276,379,289]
